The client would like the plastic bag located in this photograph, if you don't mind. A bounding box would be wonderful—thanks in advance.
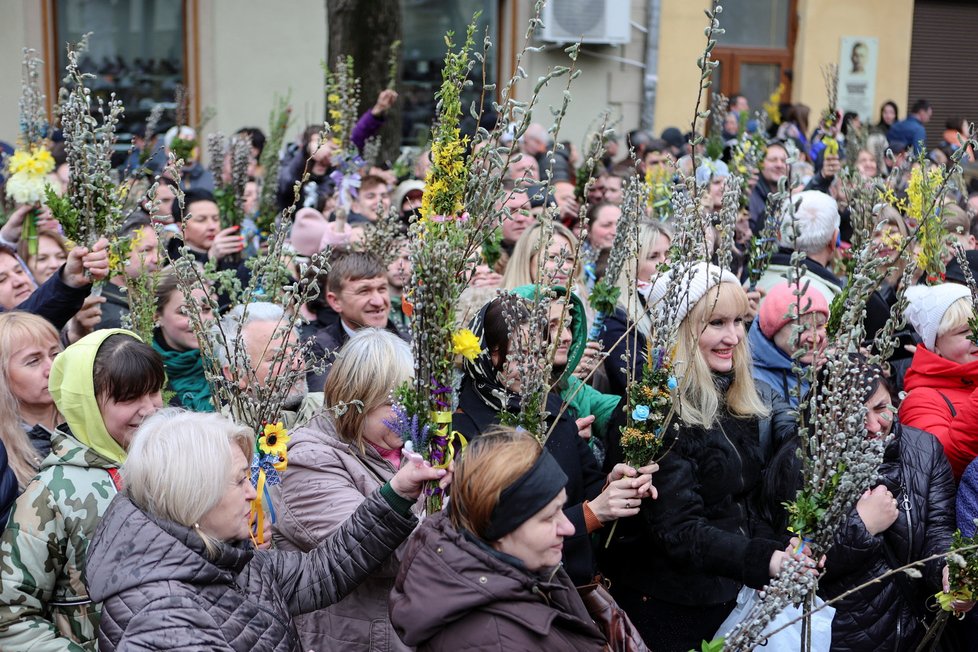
[715,586,835,651]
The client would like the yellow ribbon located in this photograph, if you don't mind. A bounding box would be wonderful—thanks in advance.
[250,468,267,546]
[935,587,973,612]
[430,411,467,470]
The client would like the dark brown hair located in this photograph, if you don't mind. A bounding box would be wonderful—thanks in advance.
[325,250,387,294]
[93,334,166,403]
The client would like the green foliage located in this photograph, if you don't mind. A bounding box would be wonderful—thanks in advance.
[256,96,292,234]
[44,184,80,242]
[168,137,195,164]
[588,280,621,317]
[695,638,726,652]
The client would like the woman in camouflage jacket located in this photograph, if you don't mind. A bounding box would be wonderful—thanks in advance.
[0,330,164,651]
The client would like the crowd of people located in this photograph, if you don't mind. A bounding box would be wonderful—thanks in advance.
[3,28,978,651]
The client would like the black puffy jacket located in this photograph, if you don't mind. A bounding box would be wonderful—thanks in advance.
[820,424,956,652]
[601,381,797,606]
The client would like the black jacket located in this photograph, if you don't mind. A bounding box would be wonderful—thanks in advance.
[6,265,90,331]
[453,378,605,586]
[94,282,130,331]
[310,318,408,391]
[597,307,646,402]
[820,424,956,652]
[601,382,796,606]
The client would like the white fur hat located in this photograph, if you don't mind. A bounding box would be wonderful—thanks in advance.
[904,283,971,350]
[646,261,741,326]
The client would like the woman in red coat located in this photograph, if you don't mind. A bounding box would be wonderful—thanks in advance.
[899,283,978,478]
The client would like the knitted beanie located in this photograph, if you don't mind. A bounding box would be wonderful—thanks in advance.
[646,261,740,326]
[289,207,329,256]
[904,283,971,350]
[758,281,830,339]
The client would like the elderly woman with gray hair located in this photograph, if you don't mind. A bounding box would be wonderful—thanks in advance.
[274,328,416,651]
[84,408,447,651]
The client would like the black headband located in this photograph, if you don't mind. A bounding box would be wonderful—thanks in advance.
[483,449,568,541]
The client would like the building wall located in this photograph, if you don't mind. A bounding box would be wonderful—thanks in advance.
[0,0,50,146]
[649,0,915,136]
[0,0,327,149]
[793,0,914,121]
[509,0,648,151]
[653,0,713,135]
[195,0,327,144]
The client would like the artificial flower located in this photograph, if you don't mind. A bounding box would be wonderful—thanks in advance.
[632,404,651,421]
[259,421,290,458]
[452,328,483,362]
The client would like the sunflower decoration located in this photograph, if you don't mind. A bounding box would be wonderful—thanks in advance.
[251,421,290,487]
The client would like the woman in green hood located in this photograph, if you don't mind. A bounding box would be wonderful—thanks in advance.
[0,329,165,650]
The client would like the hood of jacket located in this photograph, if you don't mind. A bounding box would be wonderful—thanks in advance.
[48,329,143,465]
[39,428,120,473]
[390,512,597,647]
[86,492,253,603]
[510,284,587,385]
[748,319,793,373]
[903,344,978,393]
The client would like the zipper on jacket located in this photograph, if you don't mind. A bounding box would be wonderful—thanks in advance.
[900,481,913,565]
[48,596,93,607]
[717,421,747,536]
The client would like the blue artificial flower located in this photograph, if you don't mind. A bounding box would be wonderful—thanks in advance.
[632,404,651,421]
[667,376,678,391]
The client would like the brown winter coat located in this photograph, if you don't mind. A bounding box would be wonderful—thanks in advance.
[272,412,414,651]
[84,488,417,651]
[389,512,609,651]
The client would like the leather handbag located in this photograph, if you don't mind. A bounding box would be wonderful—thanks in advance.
[578,580,650,652]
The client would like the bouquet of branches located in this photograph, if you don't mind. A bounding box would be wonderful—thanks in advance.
[45,35,129,252]
[324,55,365,214]
[207,132,252,229]
[390,24,480,513]
[5,48,53,256]
[255,96,292,235]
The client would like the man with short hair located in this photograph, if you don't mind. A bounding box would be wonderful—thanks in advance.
[729,94,750,115]
[757,190,889,338]
[216,302,322,429]
[889,99,932,154]
[601,170,625,205]
[312,251,408,386]
[347,174,391,224]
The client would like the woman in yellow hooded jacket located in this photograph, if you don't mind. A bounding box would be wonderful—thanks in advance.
[0,329,164,651]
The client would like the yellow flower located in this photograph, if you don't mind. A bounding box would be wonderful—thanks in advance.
[28,149,55,175]
[452,329,483,362]
[327,93,341,104]
[259,422,290,458]
[8,150,31,175]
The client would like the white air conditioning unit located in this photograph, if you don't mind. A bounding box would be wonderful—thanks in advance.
[538,0,632,45]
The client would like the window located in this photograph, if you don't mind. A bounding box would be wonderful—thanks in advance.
[399,0,497,144]
[54,0,185,141]
[713,0,796,115]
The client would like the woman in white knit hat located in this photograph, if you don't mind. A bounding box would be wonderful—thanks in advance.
[899,283,978,479]
[601,262,806,652]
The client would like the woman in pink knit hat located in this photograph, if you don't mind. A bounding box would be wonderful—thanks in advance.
[747,280,829,407]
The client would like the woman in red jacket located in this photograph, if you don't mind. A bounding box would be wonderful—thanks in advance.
[899,283,978,478]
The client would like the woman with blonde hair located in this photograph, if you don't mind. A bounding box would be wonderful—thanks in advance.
[600,219,673,399]
[85,408,444,650]
[0,312,63,520]
[601,262,801,652]
[501,222,588,295]
[502,222,603,384]
[273,328,417,651]
[390,427,641,651]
